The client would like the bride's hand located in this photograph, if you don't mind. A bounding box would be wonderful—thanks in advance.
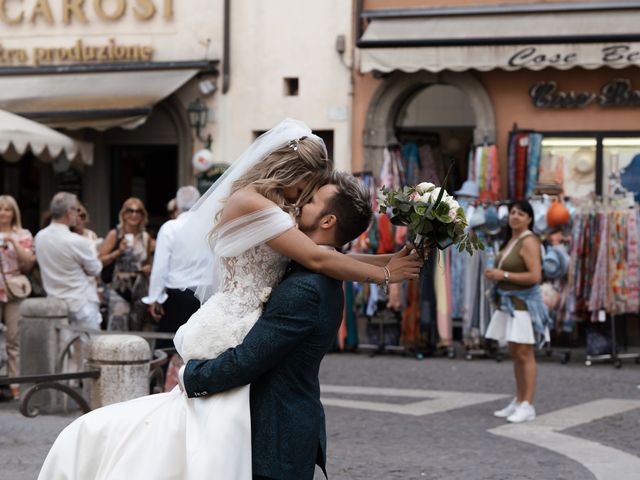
[386,247,422,282]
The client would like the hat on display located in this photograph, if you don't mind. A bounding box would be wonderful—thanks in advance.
[547,200,571,229]
[569,147,596,182]
[469,204,486,229]
[543,244,569,280]
[531,199,549,234]
[482,205,502,236]
[498,204,509,227]
[454,180,480,198]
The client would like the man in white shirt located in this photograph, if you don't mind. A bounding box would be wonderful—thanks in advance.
[35,192,103,330]
[143,186,201,348]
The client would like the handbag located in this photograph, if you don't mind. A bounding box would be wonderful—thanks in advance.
[0,256,32,299]
[101,227,122,285]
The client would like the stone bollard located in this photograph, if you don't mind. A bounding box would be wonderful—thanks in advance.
[87,335,150,409]
[19,298,69,413]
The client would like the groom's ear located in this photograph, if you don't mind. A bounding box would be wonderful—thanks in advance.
[320,213,337,230]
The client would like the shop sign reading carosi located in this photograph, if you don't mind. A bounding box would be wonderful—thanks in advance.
[0,0,173,25]
[0,0,175,66]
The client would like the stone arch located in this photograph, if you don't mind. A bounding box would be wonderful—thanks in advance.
[362,71,496,174]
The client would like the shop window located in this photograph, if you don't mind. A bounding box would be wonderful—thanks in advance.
[539,138,597,199]
[603,138,640,201]
[284,77,299,96]
[511,131,640,201]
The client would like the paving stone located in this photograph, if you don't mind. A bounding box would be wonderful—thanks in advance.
[1,352,639,480]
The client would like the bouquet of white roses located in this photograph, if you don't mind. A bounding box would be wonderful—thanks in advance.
[378,181,484,257]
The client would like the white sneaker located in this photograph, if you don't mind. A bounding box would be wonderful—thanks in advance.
[506,401,536,423]
[494,398,519,418]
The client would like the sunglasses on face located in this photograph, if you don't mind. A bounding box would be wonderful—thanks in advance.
[124,208,143,215]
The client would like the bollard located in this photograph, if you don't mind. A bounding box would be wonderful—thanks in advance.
[19,298,69,413]
[87,334,150,409]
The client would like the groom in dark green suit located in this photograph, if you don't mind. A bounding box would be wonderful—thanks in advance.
[181,172,374,480]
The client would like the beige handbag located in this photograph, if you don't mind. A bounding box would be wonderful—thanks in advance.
[0,257,31,299]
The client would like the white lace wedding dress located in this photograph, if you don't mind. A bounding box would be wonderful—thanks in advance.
[38,207,294,480]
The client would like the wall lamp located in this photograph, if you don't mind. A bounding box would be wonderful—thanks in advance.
[187,98,212,147]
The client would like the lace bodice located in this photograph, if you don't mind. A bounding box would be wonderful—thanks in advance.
[219,243,289,310]
[174,243,290,361]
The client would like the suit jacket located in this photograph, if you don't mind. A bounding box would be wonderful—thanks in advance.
[183,262,344,480]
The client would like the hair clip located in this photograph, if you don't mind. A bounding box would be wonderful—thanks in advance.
[288,139,299,151]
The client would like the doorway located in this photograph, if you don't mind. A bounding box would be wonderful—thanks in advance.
[110,145,178,235]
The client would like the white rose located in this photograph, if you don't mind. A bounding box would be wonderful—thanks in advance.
[444,196,459,210]
[428,187,443,203]
[416,182,436,194]
[258,287,272,303]
[417,192,432,203]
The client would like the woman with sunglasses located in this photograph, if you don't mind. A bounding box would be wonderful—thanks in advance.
[98,198,155,331]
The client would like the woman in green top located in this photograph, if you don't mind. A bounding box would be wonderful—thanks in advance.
[484,200,545,423]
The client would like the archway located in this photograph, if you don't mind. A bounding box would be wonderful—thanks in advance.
[362,71,496,180]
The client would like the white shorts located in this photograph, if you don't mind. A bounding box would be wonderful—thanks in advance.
[485,309,542,346]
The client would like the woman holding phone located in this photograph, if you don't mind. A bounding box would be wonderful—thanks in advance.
[98,198,155,331]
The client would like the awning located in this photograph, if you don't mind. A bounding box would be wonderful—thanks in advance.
[0,61,211,130]
[0,109,93,165]
[359,3,640,73]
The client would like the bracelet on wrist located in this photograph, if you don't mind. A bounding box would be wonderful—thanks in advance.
[380,265,390,294]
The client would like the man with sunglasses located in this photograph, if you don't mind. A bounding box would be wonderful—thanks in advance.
[35,192,103,370]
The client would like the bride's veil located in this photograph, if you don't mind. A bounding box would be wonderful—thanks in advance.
[173,118,326,302]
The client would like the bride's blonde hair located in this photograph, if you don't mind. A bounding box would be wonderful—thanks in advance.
[231,135,332,206]
[209,136,332,238]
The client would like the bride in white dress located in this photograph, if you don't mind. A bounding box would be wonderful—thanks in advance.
[38,119,421,480]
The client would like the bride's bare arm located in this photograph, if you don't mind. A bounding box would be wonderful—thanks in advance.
[268,230,420,283]
[220,188,422,283]
[347,253,394,267]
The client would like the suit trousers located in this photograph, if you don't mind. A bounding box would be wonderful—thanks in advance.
[156,288,199,349]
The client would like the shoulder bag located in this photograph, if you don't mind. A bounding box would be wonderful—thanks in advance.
[0,252,31,299]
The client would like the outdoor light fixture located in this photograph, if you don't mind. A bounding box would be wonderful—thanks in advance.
[187,98,212,147]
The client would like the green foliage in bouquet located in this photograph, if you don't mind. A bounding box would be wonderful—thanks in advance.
[378,182,484,256]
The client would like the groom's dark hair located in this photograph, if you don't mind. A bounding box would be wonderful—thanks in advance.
[321,171,373,246]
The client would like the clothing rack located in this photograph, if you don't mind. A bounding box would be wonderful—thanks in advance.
[585,314,640,368]
[583,194,640,368]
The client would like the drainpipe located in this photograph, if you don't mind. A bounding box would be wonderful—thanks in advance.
[222,0,230,94]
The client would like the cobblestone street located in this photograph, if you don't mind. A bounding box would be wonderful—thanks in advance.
[2,352,639,480]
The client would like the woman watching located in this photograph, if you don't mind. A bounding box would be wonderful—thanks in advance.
[0,195,36,400]
[484,199,550,423]
[98,198,155,331]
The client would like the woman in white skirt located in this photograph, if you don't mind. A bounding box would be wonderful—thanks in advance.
[484,199,549,423]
